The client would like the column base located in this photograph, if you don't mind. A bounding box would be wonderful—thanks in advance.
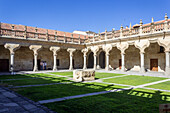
[121,66,125,72]
[69,67,73,70]
[53,68,57,71]
[83,67,87,70]
[33,67,38,72]
[140,67,146,73]
[105,67,109,71]
[165,67,170,76]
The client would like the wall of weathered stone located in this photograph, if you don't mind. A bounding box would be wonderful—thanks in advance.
[109,47,121,69]
[15,46,33,71]
[73,50,83,69]
[0,45,10,59]
[145,43,165,72]
[125,45,140,71]
[38,47,53,70]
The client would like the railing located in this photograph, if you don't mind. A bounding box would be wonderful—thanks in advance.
[86,19,170,43]
[0,23,88,44]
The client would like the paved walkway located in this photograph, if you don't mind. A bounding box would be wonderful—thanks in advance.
[0,86,55,113]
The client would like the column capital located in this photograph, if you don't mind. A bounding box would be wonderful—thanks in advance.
[91,46,99,55]
[158,38,170,52]
[117,42,129,54]
[81,48,88,56]
[102,44,112,55]
[50,46,60,56]
[29,45,42,55]
[67,48,76,56]
[4,43,20,54]
[134,39,150,53]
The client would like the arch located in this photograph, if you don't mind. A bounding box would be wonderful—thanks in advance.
[87,52,94,68]
[99,51,105,68]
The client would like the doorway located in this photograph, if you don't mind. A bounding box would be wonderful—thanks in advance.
[119,59,122,69]
[87,52,94,68]
[99,51,105,68]
[0,59,9,72]
[150,59,158,71]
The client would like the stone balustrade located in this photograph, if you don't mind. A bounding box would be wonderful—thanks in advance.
[0,23,88,44]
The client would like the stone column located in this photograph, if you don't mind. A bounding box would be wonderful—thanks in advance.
[105,52,110,71]
[93,52,97,70]
[90,46,99,70]
[165,51,170,75]
[103,44,112,71]
[4,43,20,74]
[158,38,170,76]
[50,46,60,71]
[121,53,125,72]
[140,52,145,73]
[134,40,150,73]
[81,48,88,70]
[117,42,129,72]
[29,45,42,72]
[67,48,76,70]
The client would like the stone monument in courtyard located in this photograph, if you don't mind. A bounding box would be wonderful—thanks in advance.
[73,69,95,82]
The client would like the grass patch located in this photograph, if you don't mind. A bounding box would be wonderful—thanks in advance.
[0,74,34,80]
[2,77,68,86]
[95,72,124,79]
[50,72,73,77]
[103,75,167,86]
[44,88,170,113]
[13,82,127,102]
[146,81,170,90]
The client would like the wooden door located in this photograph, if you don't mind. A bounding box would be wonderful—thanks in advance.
[150,59,158,71]
[119,59,122,69]
[0,59,9,72]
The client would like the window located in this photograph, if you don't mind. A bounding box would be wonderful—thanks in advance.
[160,46,164,53]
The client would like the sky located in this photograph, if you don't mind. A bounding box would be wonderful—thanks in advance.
[0,0,170,33]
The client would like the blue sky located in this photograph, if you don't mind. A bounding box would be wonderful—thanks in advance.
[0,0,170,33]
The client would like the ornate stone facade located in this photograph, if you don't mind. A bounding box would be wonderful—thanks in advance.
[0,14,170,76]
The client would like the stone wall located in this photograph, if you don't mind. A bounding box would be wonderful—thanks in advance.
[73,50,83,69]
[15,46,33,71]
[38,47,53,70]
[145,43,165,72]
[0,45,10,59]
[125,45,140,71]
[56,49,69,69]
[109,47,121,69]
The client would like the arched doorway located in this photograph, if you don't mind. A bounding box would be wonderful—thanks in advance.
[99,51,105,68]
[87,52,94,68]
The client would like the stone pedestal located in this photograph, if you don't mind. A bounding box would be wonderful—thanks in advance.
[73,69,95,82]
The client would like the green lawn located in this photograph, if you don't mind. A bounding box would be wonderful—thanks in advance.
[2,77,68,86]
[13,82,126,102]
[0,74,35,80]
[50,72,73,77]
[103,75,167,86]
[95,72,124,79]
[44,88,170,113]
[146,81,170,90]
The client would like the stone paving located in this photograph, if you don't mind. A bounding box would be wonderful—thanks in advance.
[0,86,55,113]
